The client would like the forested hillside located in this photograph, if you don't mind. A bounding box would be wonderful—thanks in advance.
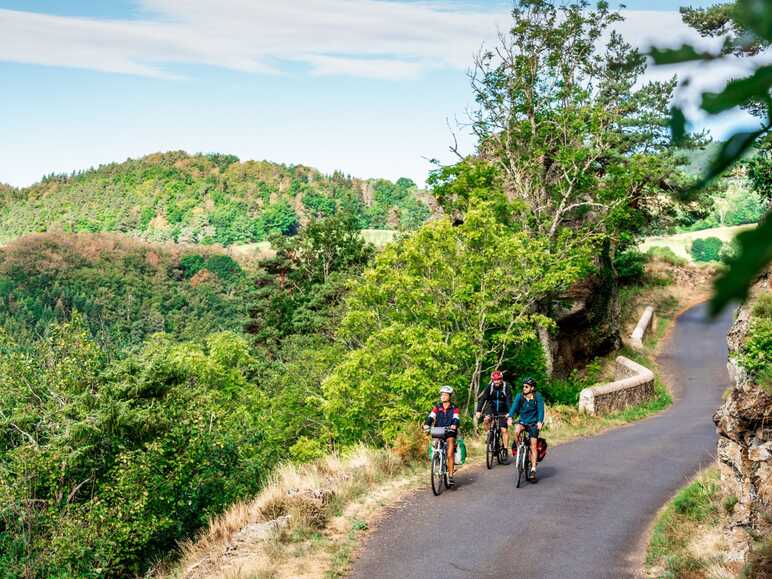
[0,151,431,245]
[0,233,249,350]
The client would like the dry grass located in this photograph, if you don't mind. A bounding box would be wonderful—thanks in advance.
[169,445,409,579]
[645,467,743,579]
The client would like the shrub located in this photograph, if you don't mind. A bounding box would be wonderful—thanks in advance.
[690,237,723,262]
[180,253,206,278]
[646,246,687,266]
[614,248,648,283]
[289,437,327,463]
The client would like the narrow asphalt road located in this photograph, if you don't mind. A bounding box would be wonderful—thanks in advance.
[351,303,734,579]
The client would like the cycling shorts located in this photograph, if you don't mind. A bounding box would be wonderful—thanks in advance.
[485,414,509,429]
[519,422,540,440]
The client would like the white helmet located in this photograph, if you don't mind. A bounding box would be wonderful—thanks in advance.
[439,385,454,395]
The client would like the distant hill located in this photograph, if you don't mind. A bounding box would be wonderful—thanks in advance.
[0,151,432,245]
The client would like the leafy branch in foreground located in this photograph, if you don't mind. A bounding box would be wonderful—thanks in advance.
[649,0,771,314]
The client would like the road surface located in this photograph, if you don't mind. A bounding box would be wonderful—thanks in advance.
[351,303,734,579]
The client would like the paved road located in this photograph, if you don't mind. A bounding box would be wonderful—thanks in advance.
[351,303,734,579]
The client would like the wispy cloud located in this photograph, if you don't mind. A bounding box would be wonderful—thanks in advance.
[1,1,765,92]
[0,1,504,79]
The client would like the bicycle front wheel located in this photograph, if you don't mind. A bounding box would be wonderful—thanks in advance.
[515,444,525,488]
[431,450,444,496]
[486,431,495,470]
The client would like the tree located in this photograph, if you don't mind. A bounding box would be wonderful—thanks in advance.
[455,0,689,247]
[649,0,771,313]
[322,202,592,443]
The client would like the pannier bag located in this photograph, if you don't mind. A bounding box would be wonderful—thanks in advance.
[427,437,467,465]
[537,437,548,463]
[511,437,548,463]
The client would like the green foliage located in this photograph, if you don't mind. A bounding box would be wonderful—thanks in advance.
[0,152,430,245]
[289,437,327,463]
[0,320,267,576]
[249,212,374,348]
[614,249,648,284]
[460,0,692,244]
[203,254,242,281]
[739,294,772,392]
[180,253,206,278]
[255,201,299,238]
[712,212,772,314]
[0,234,247,350]
[323,203,593,444]
[672,478,719,522]
[690,236,724,262]
[542,359,604,405]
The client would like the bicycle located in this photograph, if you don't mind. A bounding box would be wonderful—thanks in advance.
[429,426,452,495]
[514,427,535,488]
[485,414,508,469]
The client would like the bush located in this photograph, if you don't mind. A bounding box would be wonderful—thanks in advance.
[180,253,206,278]
[289,437,327,463]
[690,237,723,262]
[614,248,648,283]
[646,246,687,266]
[0,326,268,577]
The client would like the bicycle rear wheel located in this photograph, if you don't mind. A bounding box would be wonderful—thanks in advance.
[431,450,445,496]
[486,430,495,470]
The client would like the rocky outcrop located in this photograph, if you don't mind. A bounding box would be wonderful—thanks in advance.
[546,253,621,377]
[714,272,772,563]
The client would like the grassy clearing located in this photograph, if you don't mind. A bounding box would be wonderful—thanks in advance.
[640,224,755,262]
[645,467,742,579]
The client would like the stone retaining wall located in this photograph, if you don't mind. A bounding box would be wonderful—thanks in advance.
[630,305,654,349]
[578,356,655,415]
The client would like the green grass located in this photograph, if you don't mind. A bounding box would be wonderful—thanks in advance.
[646,468,726,579]
[640,224,755,262]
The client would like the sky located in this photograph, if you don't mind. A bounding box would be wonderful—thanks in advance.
[0,0,766,188]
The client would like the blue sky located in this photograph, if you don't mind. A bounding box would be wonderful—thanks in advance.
[0,0,757,188]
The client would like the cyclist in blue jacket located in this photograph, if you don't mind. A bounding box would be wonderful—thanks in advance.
[507,377,544,482]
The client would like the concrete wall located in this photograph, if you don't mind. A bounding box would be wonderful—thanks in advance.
[578,356,655,415]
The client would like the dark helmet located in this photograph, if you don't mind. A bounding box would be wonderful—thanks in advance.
[522,376,536,388]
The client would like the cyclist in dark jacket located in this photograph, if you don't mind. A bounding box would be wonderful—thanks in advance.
[507,377,545,482]
[475,370,513,461]
[423,385,460,486]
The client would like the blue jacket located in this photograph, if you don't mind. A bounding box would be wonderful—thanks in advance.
[508,392,544,425]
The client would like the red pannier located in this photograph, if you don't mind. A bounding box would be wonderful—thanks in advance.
[536,437,548,463]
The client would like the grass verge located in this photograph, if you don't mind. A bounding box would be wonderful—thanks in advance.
[645,467,742,579]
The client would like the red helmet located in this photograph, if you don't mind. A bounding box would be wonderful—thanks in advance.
[491,370,503,381]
